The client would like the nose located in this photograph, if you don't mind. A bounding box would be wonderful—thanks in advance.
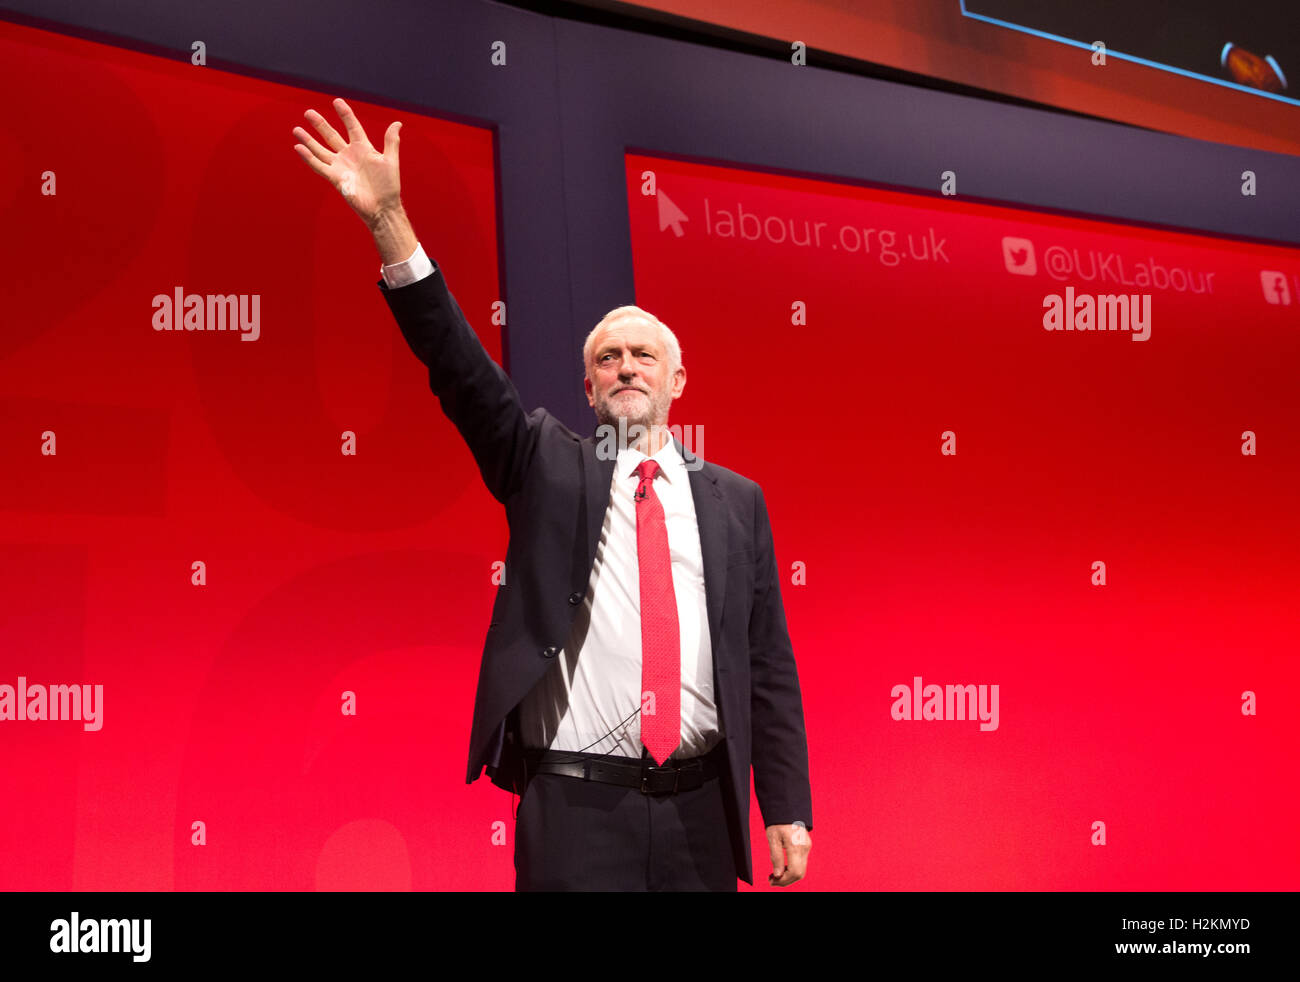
[616,354,640,383]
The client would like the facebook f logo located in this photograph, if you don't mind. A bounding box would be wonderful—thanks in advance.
[1260,271,1291,305]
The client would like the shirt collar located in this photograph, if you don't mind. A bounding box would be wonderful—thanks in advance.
[618,431,682,484]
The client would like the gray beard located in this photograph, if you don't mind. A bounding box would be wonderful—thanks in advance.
[593,402,673,452]
[595,406,651,430]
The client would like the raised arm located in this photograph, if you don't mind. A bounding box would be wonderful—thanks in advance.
[292,98,537,502]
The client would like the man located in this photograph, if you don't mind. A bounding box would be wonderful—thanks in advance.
[292,98,813,890]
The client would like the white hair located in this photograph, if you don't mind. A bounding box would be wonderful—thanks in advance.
[582,305,682,378]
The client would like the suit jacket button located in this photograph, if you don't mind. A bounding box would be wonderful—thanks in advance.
[542,645,559,658]
[568,592,582,605]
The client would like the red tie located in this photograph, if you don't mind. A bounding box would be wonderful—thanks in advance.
[634,458,680,765]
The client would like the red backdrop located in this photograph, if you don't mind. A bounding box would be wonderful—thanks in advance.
[625,152,1300,889]
[3,18,1297,892]
[1,21,511,891]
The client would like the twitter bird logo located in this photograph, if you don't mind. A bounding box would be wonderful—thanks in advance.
[1002,236,1037,276]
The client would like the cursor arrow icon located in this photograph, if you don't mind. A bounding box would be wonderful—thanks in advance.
[656,190,689,237]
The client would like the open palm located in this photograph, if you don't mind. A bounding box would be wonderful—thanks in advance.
[293,97,401,226]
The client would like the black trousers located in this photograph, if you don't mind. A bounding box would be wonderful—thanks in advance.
[513,746,738,891]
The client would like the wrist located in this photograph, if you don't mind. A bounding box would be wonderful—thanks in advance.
[368,205,417,266]
[366,202,407,234]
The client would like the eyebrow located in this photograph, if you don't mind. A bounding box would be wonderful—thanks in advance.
[596,341,660,357]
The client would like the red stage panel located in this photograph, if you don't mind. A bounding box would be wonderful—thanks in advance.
[0,21,510,891]
[625,151,1300,890]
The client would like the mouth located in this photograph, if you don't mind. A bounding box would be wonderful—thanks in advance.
[613,387,644,396]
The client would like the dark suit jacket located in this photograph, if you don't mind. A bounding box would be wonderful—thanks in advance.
[378,265,812,885]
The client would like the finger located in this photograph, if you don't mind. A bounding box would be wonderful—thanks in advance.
[293,144,332,180]
[292,126,333,164]
[767,836,785,878]
[333,97,369,145]
[786,849,809,880]
[383,120,401,160]
[305,107,347,152]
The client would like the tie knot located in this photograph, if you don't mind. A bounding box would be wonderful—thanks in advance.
[635,459,660,482]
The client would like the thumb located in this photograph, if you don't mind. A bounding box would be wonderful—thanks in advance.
[384,120,401,159]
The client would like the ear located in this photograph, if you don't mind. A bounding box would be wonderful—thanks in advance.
[671,365,687,398]
[584,374,595,406]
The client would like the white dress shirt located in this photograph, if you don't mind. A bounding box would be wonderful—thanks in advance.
[382,244,721,761]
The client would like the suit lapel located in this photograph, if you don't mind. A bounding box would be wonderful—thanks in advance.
[580,435,616,580]
[677,436,727,660]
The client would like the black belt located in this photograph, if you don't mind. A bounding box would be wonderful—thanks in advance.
[523,743,723,795]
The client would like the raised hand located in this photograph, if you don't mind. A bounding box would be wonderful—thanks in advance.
[293,97,402,229]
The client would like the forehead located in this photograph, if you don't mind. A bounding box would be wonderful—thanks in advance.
[589,314,663,354]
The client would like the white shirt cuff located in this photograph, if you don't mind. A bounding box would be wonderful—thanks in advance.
[380,242,435,288]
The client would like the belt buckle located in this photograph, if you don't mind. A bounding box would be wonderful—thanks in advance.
[640,764,679,794]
